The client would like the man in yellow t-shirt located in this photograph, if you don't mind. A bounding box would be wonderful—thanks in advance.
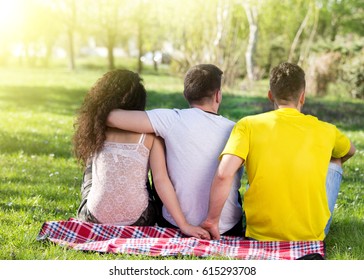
[201,62,356,241]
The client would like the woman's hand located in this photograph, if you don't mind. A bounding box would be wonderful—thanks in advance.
[180,224,211,240]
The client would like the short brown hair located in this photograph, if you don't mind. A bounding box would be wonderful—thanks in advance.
[183,64,223,104]
[270,62,306,103]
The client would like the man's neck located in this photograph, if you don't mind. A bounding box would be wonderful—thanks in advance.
[191,104,219,114]
[274,103,302,112]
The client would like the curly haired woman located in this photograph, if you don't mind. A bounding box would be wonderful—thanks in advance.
[73,69,160,226]
[73,69,210,239]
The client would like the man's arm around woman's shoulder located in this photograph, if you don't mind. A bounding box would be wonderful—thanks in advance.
[107,109,154,133]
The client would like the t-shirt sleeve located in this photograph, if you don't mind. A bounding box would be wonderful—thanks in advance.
[332,126,351,158]
[220,118,250,161]
[146,109,178,138]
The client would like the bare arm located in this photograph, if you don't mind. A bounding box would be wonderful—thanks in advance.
[107,109,154,133]
[149,137,210,239]
[201,154,244,240]
[341,141,356,164]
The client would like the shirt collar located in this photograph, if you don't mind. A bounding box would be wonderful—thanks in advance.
[275,108,301,116]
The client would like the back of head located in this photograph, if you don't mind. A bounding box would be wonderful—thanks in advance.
[89,69,146,112]
[183,64,223,105]
[73,69,146,165]
[269,62,306,104]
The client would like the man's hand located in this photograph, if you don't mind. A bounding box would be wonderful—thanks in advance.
[201,154,244,240]
[200,220,220,240]
[180,224,211,240]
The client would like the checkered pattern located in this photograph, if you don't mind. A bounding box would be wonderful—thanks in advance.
[37,218,325,260]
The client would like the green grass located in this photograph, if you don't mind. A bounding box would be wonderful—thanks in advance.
[0,67,363,260]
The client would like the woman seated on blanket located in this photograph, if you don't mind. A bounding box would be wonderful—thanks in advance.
[73,69,209,239]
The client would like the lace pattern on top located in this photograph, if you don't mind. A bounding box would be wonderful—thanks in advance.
[87,134,150,225]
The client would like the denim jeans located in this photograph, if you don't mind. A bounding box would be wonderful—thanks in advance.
[324,162,343,235]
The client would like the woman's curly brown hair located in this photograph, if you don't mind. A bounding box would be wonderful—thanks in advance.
[73,69,147,166]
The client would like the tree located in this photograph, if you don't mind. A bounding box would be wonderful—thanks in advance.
[92,0,127,70]
[53,0,78,70]
[165,0,248,86]
[288,0,320,66]
[162,0,219,71]
[3,0,62,67]
[139,0,170,72]
[318,0,364,41]
[241,1,259,82]
[212,0,248,86]
[288,2,312,63]
[115,0,171,74]
[298,2,320,66]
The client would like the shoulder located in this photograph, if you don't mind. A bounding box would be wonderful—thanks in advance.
[145,108,181,130]
[299,114,347,142]
[143,133,156,150]
[146,108,184,119]
[145,109,188,136]
[236,111,272,124]
[303,113,337,130]
[147,108,178,115]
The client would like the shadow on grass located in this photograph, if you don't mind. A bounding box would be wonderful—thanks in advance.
[147,90,188,109]
[148,90,364,131]
[0,202,74,221]
[0,129,73,157]
[303,100,364,131]
[1,84,364,131]
[147,90,273,121]
[0,85,85,116]
[1,84,363,160]
[0,184,79,219]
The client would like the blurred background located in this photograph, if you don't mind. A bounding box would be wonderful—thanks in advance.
[0,0,363,260]
[0,0,363,98]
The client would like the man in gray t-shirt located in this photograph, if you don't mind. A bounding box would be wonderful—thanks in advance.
[107,64,243,238]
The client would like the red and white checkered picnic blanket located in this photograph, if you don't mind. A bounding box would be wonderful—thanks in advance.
[37,218,325,260]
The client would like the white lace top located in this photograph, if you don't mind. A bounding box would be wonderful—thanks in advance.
[87,134,150,225]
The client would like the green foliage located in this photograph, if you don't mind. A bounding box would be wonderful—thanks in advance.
[307,36,364,99]
[0,68,363,260]
[257,0,308,71]
[318,0,364,40]
[340,48,364,99]
[1,0,363,93]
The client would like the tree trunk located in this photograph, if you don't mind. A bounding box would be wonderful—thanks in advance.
[67,28,75,70]
[214,0,230,65]
[43,41,53,67]
[137,23,143,74]
[215,0,242,87]
[67,0,76,70]
[107,29,115,70]
[25,43,36,67]
[214,0,227,60]
[330,18,339,42]
[152,50,158,72]
[243,3,258,82]
[107,44,115,70]
[299,6,319,66]
[288,3,311,63]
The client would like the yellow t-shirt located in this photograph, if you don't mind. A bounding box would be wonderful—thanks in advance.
[222,108,351,241]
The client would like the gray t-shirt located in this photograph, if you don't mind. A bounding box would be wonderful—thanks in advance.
[147,108,243,234]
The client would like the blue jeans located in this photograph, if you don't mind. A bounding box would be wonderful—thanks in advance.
[324,162,343,235]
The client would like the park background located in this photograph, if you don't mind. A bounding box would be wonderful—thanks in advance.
[0,0,363,260]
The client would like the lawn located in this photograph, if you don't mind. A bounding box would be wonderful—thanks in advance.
[0,66,363,260]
